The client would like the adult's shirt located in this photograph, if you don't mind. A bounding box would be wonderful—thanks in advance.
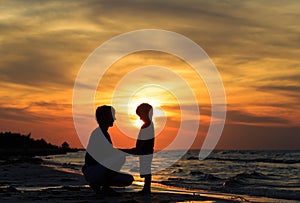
[83,127,123,171]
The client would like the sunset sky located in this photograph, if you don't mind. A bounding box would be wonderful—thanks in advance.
[1,0,299,150]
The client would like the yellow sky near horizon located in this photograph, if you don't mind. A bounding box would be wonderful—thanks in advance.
[0,0,300,149]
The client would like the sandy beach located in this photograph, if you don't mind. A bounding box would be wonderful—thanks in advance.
[0,157,247,203]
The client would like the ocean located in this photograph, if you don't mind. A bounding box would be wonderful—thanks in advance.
[41,150,300,201]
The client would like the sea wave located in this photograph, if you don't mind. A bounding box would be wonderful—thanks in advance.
[41,150,300,201]
[187,156,300,164]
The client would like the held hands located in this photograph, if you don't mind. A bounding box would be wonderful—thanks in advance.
[119,147,136,155]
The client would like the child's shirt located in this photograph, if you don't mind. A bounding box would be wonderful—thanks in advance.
[135,122,154,155]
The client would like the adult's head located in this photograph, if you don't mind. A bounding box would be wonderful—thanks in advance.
[136,103,153,122]
[96,105,116,128]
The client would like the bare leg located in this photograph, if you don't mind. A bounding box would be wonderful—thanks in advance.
[140,174,151,194]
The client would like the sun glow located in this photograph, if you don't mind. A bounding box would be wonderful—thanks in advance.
[128,96,164,128]
[134,119,145,127]
[112,85,177,138]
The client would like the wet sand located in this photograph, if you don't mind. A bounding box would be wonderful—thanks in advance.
[0,157,249,202]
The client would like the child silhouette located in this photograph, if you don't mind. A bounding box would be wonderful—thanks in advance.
[135,103,154,194]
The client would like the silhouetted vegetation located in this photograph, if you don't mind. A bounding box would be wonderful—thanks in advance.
[61,141,70,149]
[0,132,78,158]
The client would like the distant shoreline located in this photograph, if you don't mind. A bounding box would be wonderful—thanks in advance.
[0,148,82,159]
[0,131,83,159]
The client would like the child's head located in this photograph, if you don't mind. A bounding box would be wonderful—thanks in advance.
[136,103,153,122]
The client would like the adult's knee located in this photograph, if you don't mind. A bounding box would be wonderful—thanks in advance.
[117,173,134,187]
[128,174,134,184]
[122,174,134,186]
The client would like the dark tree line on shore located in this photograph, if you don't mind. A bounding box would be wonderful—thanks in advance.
[0,132,77,157]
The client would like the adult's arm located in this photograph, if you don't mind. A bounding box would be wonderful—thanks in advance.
[119,147,136,155]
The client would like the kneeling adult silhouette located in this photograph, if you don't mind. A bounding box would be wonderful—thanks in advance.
[82,105,134,195]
